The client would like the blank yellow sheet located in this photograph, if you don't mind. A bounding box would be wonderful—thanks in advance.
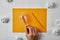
[12,8,47,32]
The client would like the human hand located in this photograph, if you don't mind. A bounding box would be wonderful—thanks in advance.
[25,26,39,40]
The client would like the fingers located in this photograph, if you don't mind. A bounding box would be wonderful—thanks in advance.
[25,26,38,35]
[35,28,38,34]
[33,28,38,35]
[25,26,33,35]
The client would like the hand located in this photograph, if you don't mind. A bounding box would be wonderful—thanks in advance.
[25,26,39,40]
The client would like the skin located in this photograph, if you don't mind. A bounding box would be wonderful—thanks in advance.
[25,26,39,40]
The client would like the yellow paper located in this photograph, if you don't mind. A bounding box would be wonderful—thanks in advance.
[12,8,47,32]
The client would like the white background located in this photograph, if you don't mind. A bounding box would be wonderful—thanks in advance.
[0,0,60,40]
